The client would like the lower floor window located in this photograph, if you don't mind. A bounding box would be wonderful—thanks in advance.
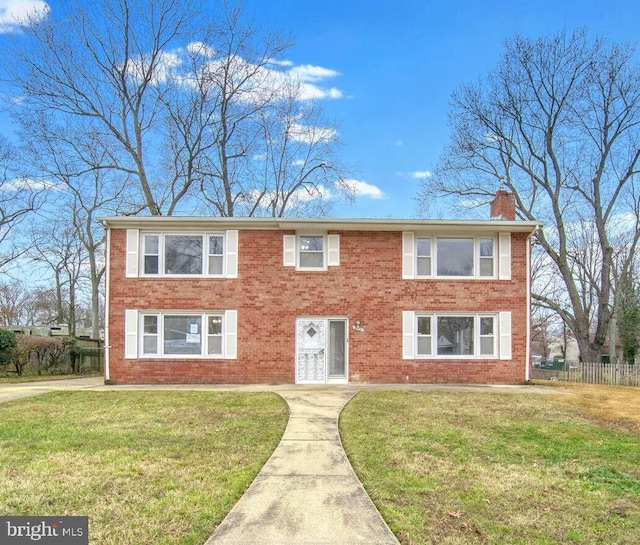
[141,312,224,357]
[416,314,496,357]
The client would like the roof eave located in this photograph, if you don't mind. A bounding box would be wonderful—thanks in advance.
[97,216,543,234]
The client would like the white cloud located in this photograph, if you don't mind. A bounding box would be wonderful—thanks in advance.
[267,58,294,67]
[292,159,306,166]
[0,0,48,33]
[126,44,344,103]
[298,84,343,100]
[289,64,341,83]
[410,170,432,179]
[186,41,215,58]
[125,49,183,85]
[289,123,337,144]
[341,179,384,199]
[2,177,59,191]
[395,140,404,147]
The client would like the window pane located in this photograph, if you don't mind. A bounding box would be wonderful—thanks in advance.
[480,337,494,355]
[437,239,474,276]
[143,336,157,354]
[209,236,223,255]
[209,255,223,275]
[417,336,431,355]
[208,316,222,335]
[437,316,474,355]
[144,255,159,274]
[417,316,431,335]
[417,238,431,257]
[479,258,494,276]
[300,252,324,268]
[479,239,493,257]
[164,315,202,355]
[417,257,431,276]
[143,315,158,334]
[165,235,203,275]
[207,336,222,355]
[299,236,323,252]
[480,317,494,335]
[144,235,159,254]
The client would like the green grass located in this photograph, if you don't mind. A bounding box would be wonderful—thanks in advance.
[340,391,640,545]
[0,373,101,383]
[0,391,288,544]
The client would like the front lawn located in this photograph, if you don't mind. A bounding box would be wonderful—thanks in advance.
[340,390,640,545]
[0,391,288,544]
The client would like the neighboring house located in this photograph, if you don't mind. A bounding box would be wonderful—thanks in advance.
[100,191,540,385]
[546,336,580,362]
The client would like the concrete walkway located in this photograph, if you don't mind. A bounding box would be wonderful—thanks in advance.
[0,376,103,404]
[0,378,562,544]
[205,388,400,545]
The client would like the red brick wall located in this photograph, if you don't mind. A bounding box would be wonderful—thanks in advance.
[107,229,530,384]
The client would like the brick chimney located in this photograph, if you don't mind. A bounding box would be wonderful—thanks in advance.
[490,190,516,220]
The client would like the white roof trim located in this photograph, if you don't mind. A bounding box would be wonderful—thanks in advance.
[98,216,542,234]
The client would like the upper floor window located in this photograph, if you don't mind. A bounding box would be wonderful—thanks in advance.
[299,235,325,269]
[126,229,238,279]
[413,236,496,278]
[142,233,224,276]
[283,233,340,270]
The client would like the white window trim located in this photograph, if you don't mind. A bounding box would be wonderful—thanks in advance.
[136,230,238,278]
[135,311,236,359]
[404,312,505,360]
[283,233,340,270]
[411,235,499,279]
[297,233,327,271]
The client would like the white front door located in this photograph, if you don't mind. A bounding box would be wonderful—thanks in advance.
[296,318,348,384]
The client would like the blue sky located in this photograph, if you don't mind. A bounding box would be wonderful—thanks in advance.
[245,0,640,218]
[1,0,640,219]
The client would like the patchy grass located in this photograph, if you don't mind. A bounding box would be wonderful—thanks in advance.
[0,373,101,384]
[341,390,640,545]
[0,391,288,545]
[532,381,640,431]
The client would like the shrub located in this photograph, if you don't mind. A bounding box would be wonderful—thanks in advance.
[0,330,17,371]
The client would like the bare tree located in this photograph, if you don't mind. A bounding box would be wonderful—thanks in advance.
[6,0,350,219]
[29,220,89,336]
[419,29,640,362]
[6,0,201,216]
[0,136,43,268]
[0,281,30,326]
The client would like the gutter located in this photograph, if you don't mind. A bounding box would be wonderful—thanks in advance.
[103,224,111,384]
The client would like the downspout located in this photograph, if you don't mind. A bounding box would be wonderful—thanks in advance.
[102,223,111,384]
[525,228,537,383]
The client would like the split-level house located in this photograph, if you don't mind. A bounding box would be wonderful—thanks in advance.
[99,191,540,384]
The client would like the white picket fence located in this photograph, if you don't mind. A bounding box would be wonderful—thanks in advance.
[559,362,640,386]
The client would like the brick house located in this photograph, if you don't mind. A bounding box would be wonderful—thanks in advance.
[100,192,540,385]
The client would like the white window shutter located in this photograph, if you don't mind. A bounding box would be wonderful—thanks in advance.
[283,235,296,267]
[126,229,139,278]
[402,232,415,279]
[327,234,340,266]
[499,233,511,280]
[125,310,138,359]
[499,311,512,360]
[402,311,415,359]
[225,230,238,278]
[225,310,238,359]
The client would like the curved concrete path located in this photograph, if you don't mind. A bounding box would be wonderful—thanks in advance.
[205,388,400,545]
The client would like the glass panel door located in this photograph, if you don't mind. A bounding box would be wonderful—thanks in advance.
[328,320,346,377]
